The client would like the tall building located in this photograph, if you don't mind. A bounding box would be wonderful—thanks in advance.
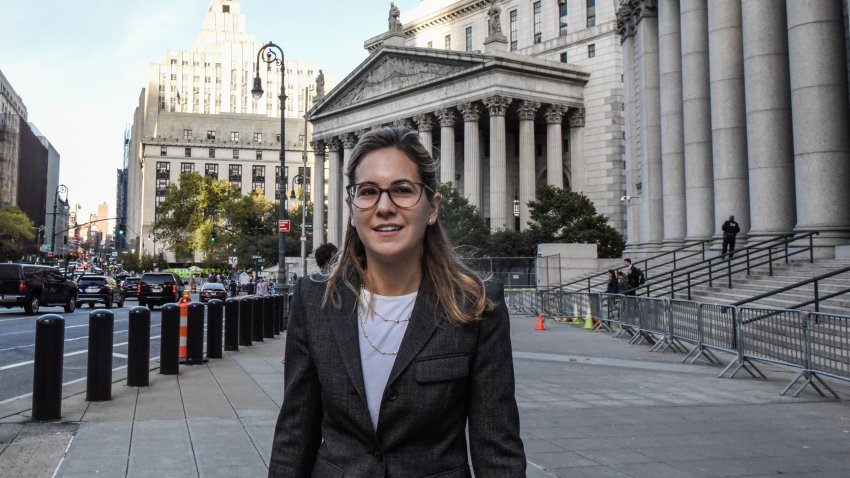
[309,0,624,246]
[32,124,66,254]
[115,127,129,250]
[127,0,319,262]
[617,0,850,257]
[0,69,28,208]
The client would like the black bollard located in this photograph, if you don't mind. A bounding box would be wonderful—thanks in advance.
[252,296,264,342]
[186,302,206,365]
[32,315,65,421]
[271,294,280,336]
[86,310,114,401]
[278,294,286,332]
[263,295,274,339]
[283,289,290,331]
[127,307,151,387]
[224,298,239,351]
[160,303,180,375]
[238,296,253,346]
[207,299,223,359]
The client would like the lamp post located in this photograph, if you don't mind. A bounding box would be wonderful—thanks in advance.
[51,184,68,255]
[300,86,309,277]
[251,41,288,288]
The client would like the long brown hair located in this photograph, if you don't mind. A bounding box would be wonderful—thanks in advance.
[323,126,489,324]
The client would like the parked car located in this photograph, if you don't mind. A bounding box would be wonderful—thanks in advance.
[0,263,79,314]
[199,282,228,302]
[138,272,184,310]
[121,277,141,298]
[76,275,125,309]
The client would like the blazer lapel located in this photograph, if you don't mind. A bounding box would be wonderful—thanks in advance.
[385,279,444,387]
[328,285,368,405]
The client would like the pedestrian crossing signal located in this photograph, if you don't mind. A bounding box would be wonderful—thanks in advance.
[210,230,217,243]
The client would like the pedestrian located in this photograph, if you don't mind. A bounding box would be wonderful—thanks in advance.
[617,271,628,293]
[605,269,618,294]
[229,279,237,297]
[623,258,643,295]
[246,279,255,295]
[314,242,338,272]
[268,127,526,476]
[721,214,741,259]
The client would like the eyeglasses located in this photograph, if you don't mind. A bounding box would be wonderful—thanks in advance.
[346,181,433,209]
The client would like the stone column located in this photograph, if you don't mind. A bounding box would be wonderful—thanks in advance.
[787,0,850,246]
[517,100,540,231]
[680,0,715,240]
[341,132,358,241]
[311,140,326,247]
[617,3,640,248]
[485,95,512,231]
[635,1,663,251]
[709,0,750,243]
[741,0,795,238]
[545,105,565,188]
[415,113,434,157]
[659,0,686,247]
[435,108,456,186]
[457,102,482,209]
[326,138,342,246]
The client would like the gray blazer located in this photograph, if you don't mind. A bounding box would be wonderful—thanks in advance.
[268,274,525,477]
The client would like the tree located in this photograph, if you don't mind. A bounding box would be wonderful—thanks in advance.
[436,183,489,257]
[527,185,625,258]
[0,206,35,261]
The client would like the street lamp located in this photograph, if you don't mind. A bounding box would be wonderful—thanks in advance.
[252,41,288,288]
[51,184,68,255]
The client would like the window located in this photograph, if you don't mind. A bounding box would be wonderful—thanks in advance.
[297,166,312,185]
[533,2,542,44]
[207,130,216,140]
[156,162,170,179]
[205,163,218,179]
[465,27,473,52]
[444,34,451,50]
[256,151,263,160]
[155,179,169,196]
[222,4,230,13]
[160,146,167,157]
[559,1,568,36]
[229,164,242,180]
[252,165,265,181]
[209,148,216,159]
[184,147,191,157]
[232,149,239,159]
[253,132,262,142]
[183,129,192,140]
[510,10,518,51]
[231,131,239,142]
[252,182,265,193]
[587,0,596,27]
[276,133,281,143]
[180,162,194,174]
[560,52,568,63]
[588,43,596,58]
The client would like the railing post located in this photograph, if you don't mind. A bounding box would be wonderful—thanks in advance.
[160,304,180,375]
[127,307,150,387]
[86,309,114,402]
[687,273,692,301]
[709,259,714,288]
[702,241,706,260]
[746,248,751,274]
[814,280,820,313]
[769,248,773,276]
[784,237,789,263]
[32,314,64,421]
[670,276,675,299]
[207,299,223,359]
[727,258,732,288]
[809,234,814,263]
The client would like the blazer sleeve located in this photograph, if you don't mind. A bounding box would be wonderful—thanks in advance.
[268,279,323,477]
[467,281,527,477]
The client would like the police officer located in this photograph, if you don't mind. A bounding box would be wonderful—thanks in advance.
[721,215,741,258]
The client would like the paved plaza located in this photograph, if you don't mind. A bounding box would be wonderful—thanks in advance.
[1,315,849,477]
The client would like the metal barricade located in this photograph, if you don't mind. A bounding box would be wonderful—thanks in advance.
[504,288,538,315]
[807,312,850,389]
[617,295,641,339]
[639,297,679,352]
[668,299,700,358]
[598,293,622,331]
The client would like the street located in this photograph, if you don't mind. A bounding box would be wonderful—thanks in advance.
[0,297,163,404]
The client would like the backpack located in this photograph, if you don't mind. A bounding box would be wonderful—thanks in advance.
[639,270,646,285]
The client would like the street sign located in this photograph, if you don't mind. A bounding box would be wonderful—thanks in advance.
[278,219,291,232]
[42,245,51,252]
[300,235,307,241]
[228,256,238,265]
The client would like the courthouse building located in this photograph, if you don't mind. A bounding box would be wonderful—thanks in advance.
[308,0,625,247]
[126,0,320,261]
[617,0,850,256]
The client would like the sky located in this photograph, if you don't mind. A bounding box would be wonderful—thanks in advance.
[0,0,421,222]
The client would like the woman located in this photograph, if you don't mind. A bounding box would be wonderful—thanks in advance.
[269,127,525,477]
[605,269,618,294]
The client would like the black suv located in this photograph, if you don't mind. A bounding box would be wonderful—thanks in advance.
[121,277,140,298]
[0,263,79,314]
[138,272,184,309]
[76,275,125,309]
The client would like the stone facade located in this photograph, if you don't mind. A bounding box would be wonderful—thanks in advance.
[619,0,850,257]
[312,0,625,246]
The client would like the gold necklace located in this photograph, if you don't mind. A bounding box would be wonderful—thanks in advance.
[359,289,413,324]
[359,310,400,356]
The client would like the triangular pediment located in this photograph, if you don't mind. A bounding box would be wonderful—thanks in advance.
[310,46,488,118]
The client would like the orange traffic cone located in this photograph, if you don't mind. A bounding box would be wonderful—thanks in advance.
[178,291,191,361]
[535,313,546,331]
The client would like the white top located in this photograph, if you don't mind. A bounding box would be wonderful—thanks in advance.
[357,288,416,432]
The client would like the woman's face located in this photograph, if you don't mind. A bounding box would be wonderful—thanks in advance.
[349,147,441,267]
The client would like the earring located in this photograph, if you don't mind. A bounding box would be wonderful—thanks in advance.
[428,219,433,224]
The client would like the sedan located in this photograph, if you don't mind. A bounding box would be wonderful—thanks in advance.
[122,277,141,298]
[76,275,125,308]
[199,283,228,303]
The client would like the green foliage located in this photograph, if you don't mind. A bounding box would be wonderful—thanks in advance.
[527,185,625,258]
[0,206,35,260]
[486,229,536,257]
[436,183,490,256]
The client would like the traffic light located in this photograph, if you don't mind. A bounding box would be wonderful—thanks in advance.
[210,230,217,243]
[117,223,126,236]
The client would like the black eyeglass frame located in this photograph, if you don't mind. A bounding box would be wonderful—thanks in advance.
[345,181,435,209]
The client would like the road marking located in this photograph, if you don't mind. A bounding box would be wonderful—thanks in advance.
[0,335,161,371]
[0,320,132,337]
[113,353,128,359]
[0,324,162,352]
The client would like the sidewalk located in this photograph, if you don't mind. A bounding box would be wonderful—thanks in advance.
[2,316,850,477]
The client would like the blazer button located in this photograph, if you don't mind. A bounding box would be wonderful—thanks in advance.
[373,450,384,462]
[384,388,398,401]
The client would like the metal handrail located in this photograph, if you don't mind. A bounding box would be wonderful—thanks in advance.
[734,265,850,312]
